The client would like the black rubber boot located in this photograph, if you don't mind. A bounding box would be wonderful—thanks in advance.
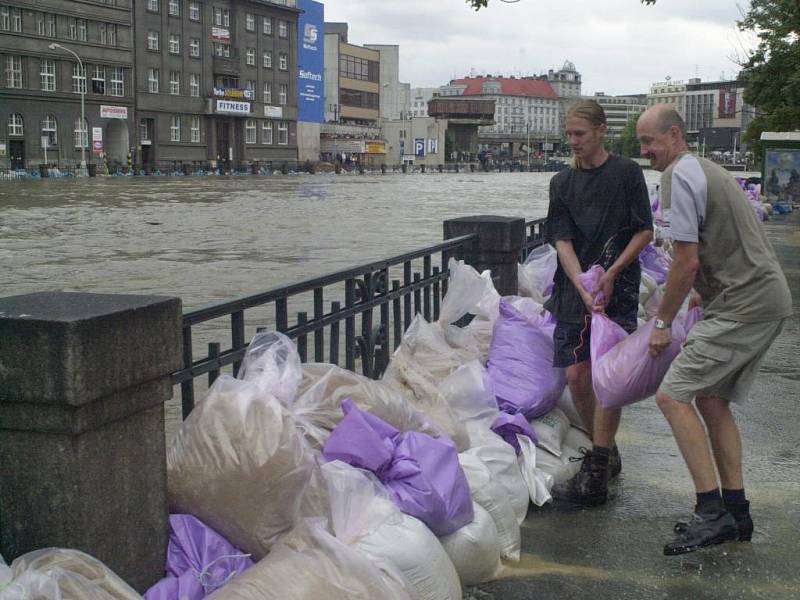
[551,447,610,506]
[664,507,738,555]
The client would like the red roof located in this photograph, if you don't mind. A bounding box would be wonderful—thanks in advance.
[450,77,557,99]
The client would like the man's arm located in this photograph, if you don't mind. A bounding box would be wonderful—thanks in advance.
[555,239,596,312]
[596,228,654,310]
[648,240,700,356]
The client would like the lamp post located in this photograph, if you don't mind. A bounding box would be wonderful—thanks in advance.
[329,102,339,165]
[49,43,86,175]
[526,120,531,170]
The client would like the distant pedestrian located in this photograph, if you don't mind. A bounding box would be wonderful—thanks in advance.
[637,105,792,555]
[545,99,653,506]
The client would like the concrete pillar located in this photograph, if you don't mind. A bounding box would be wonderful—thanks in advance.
[0,292,182,592]
[443,216,525,296]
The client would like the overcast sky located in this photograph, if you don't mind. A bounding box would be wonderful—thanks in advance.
[323,0,753,96]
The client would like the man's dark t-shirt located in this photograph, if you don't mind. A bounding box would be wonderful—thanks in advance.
[544,154,653,324]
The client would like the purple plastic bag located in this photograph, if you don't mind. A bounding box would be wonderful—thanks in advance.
[639,245,671,285]
[487,299,566,418]
[322,399,474,536]
[491,412,538,454]
[144,514,254,600]
[590,308,703,409]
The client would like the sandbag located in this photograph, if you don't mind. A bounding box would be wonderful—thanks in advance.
[556,388,587,433]
[535,427,593,486]
[323,400,474,536]
[529,408,571,457]
[238,330,302,404]
[487,300,566,418]
[144,514,253,600]
[639,244,671,285]
[517,435,554,506]
[590,308,703,409]
[438,503,503,586]
[205,519,412,600]
[517,243,557,302]
[167,375,312,560]
[322,461,461,600]
[2,549,141,600]
[491,412,538,454]
[458,453,521,561]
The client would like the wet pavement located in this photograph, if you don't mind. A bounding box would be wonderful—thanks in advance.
[472,210,800,599]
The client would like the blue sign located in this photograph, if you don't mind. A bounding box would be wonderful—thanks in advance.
[415,138,425,157]
[297,0,324,123]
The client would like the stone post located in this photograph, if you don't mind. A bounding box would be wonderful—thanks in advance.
[0,292,182,592]
[443,216,526,296]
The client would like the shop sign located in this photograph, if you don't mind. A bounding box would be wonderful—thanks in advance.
[414,138,425,157]
[213,87,254,100]
[92,127,103,156]
[211,27,230,42]
[427,139,438,154]
[366,142,386,154]
[264,106,283,118]
[0,142,6,156]
[100,105,128,119]
[216,100,251,114]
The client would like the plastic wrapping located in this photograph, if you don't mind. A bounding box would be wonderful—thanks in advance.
[238,331,302,404]
[517,244,557,302]
[517,435,554,506]
[438,503,503,586]
[529,408,571,458]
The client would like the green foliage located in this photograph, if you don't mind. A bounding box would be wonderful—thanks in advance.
[619,113,642,158]
[738,0,800,162]
[467,0,655,9]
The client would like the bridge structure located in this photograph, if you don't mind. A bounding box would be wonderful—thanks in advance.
[427,98,495,159]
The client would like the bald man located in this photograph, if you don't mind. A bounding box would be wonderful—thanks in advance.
[637,105,792,555]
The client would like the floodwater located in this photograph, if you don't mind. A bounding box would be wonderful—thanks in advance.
[3,172,799,599]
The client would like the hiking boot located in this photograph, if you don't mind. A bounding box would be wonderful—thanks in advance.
[551,447,610,506]
[664,508,738,556]
[674,500,753,541]
[609,445,622,479]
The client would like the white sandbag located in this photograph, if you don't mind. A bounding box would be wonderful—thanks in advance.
[238,331,302,404]
[439,259,499,326]
[2,548,141,600]
[206,519,412,600]
[529,408,571,457]
[534,437,590,486]
[517,244,557,302]
[555,388,587,433]
[517,435,554,506]
[458,453,521,561]
[564,425,592,452]
[437,360,499,426]
[463,428,530,525]
[638,271,658,308]
[0,554,11,588]
[167,375,312,559]
[322,461,461,600]
[438,503,503,586]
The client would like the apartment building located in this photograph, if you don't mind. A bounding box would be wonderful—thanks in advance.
[589,92,647,139]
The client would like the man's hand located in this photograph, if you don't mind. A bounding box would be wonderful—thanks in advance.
[595,269,617,312]
[648,326,672,356]
[579,288,597,314]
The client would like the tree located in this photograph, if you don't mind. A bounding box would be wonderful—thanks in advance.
[467,0,655,9]
[618,113,642,158]
[737,0,800,162]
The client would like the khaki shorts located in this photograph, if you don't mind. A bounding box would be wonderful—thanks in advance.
[659,316,785,404]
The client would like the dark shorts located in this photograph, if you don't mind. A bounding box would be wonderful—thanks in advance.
[553,311,639,368]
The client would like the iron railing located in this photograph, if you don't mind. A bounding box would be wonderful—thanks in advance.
[522,217,548,261]
[171,233,480,418]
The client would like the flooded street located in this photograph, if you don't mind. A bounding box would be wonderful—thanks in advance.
[2,173,798,599]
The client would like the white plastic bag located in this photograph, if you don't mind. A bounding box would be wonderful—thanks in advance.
[238,331,302,404]
[439,259,499,325]
[167,375,312,559]
[518,244,557,302]
[529,408,571,457]
[437,360,499,426]
[517,435,554,506]
[556,388,587,433]
[438,503,503,586]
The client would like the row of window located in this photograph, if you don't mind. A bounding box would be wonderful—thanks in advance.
[4,56,125,96]
[144,68,288,104]
[0,7,119,47]
[162,115,289,145]
[144,0,290,39]
[7,113,89,148]
[145,32,289,71]
[340,88,379,110]
[339,55,379,83]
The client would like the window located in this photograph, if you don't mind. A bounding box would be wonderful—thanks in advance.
[263,81,272,103]
[73,117,88,148]
[190,115,200,142]
[170,115,180,142]
[263,51,272,68]
[169,71,180,95]
[108,23,117,46]
[147,68,159,93]
[36,13,45,36]
[246,79,255,98]
[168,0,180,16]
[169,34,180,54]
[40,59,56,91]
[278,20,287,38]
[8,113,23,136]
[189,73,199,97]
[0,6,8,31]
[279,83,287,105]
[279,53,287,70]
[46,13,55,37]
[77,18,86,41]
[72,63,86,94]
[147,0,159,12]
[262,16,271,35]
[91,65,105,94]
[246,48,255,66]
[245,119,256,144]
[339,55,379,82]
[140,119,150,142]
[245,13,254,31]
[110,67,124,96]
[42,114,57,145]
[147,30,159,51]
[6,56,22,88]
[189,38,200,57]
[278,121,288,144]
[9,7,21,32]
[100,23,107,44]
[262,120,272,144]
[213,42,230,57]
[213,7,228,26]
[189,1,200,20]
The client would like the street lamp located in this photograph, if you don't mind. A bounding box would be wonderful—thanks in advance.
[49,43,86,175]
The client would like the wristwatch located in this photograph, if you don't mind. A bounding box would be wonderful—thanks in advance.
[654,318,672,330]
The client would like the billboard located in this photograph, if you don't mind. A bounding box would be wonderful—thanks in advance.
[297,0,324,123]
[718,86,737,119]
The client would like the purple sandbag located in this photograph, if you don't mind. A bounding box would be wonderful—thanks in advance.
[323,399,474,536]
[640,245,671,285]
[487,299,566,418]
[590,307,703,409]
[144,514,254,600]
[491,412,538,454]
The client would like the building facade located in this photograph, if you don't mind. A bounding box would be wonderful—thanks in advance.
[647,78,687,119]
[134,0,300,171]
[684,78,753,154]
[1,0,135,170]
[408,86,438,118]
[589,92,647,140]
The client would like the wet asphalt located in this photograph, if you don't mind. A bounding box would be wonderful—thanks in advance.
[471,210,800,600]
